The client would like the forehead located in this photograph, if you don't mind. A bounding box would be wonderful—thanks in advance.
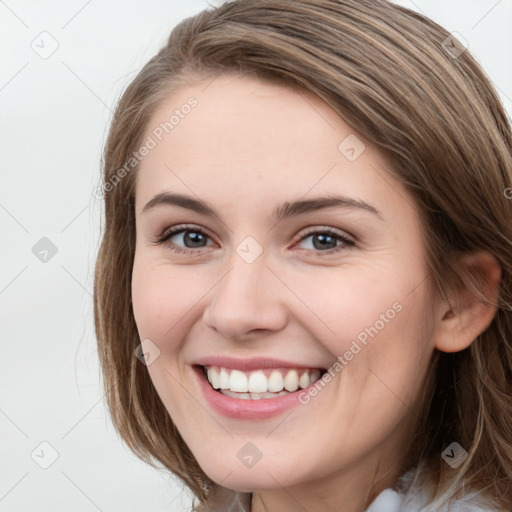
[135,73,407,221]
[144,73,349,162]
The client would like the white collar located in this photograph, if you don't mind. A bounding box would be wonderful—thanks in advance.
[366,488,403,511]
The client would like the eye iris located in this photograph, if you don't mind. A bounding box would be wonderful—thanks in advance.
[313,233,337,250]
[184,231,207,248]
[171,230,344,251]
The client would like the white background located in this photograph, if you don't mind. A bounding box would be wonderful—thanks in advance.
[1,1,511,511]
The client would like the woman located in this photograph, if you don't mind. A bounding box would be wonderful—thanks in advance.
[94,0,512,510]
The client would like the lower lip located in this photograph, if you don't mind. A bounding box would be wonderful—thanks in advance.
[193,365,322,420]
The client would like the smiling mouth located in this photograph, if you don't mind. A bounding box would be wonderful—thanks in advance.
[197,364,327,400]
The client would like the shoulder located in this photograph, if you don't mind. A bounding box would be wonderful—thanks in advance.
[392,466,504,512]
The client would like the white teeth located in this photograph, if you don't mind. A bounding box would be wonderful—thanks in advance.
[222,390,252,400]
[229,369,248,392]
[207,368,220,389]
[283,369,299,392]
[248,371,268,393]
[267,370,284,392]
[219,368,230,389]
[204,366,323,397]
[220,389,291,400]
[299,371,310,389]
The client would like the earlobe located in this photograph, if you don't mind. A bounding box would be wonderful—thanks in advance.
[434,251,501,353]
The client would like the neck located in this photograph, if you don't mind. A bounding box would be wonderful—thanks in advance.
[251,468,400,512]
[250,432,412,512]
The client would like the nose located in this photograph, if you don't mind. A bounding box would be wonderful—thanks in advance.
[202,249,288,340]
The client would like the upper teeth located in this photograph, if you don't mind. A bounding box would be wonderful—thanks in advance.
[205,366,323,393]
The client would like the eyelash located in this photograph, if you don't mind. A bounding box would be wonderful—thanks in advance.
[150,224,355,255]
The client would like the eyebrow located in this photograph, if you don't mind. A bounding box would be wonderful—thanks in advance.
[141,192,383,222]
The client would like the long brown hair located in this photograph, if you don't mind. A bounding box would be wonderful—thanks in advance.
[94,0,512,509]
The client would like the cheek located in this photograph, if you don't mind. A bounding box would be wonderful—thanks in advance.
[131,259,202,411]
[131,258,214,341]
[288,263,434,395]
[286,265,410,346]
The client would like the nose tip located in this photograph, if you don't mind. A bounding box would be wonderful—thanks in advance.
[201,254,287,340]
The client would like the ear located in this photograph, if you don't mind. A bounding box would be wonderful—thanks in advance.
[434,251,501,353]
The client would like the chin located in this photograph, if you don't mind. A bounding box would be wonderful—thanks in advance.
[201,461,295,492]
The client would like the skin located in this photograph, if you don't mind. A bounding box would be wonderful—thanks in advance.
[131,73,501,512]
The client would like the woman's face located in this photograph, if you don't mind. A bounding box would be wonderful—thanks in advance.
[131,73,439,500]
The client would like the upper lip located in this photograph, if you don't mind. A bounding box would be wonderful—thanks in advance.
[194,356,326,372]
